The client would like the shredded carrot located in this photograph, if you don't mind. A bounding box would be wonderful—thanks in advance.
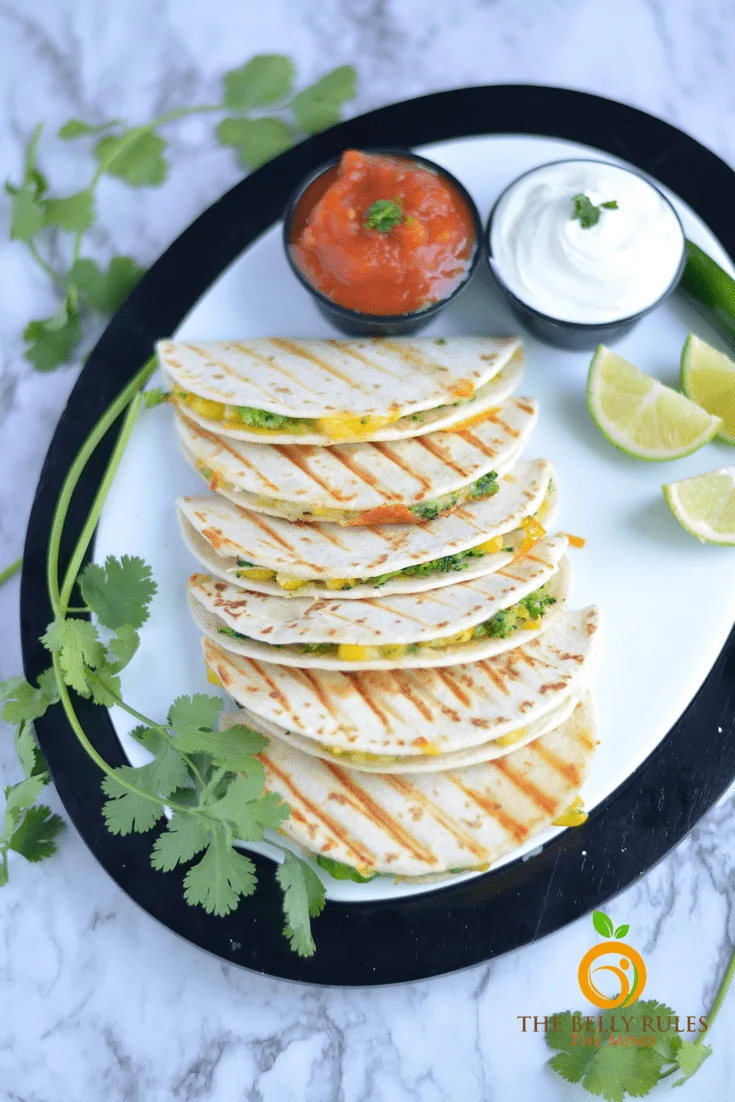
[450,378,475,400]
[517,515,546,555]
[209,471,222,492]
[561,532,586,548]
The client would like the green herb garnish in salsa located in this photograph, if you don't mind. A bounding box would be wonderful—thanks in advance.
[364,199,404,233]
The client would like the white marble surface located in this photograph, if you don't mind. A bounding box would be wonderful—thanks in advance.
[2,1,735,1098]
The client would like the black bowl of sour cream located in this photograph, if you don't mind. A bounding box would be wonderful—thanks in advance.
[486,159,686,350]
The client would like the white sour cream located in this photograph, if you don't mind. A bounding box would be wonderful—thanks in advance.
[490,160,684,324]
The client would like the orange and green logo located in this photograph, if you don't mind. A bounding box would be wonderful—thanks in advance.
[578,910,647,1009]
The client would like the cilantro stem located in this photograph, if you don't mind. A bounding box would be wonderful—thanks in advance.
[102,688,208,792]
[59,392,142,611]
[0,557,22,587]
[27,240,64,285]
[47,355,156,615]
[696,940,735,1044]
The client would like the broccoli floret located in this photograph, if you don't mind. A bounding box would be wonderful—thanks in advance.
[296,642,336,655]
[479,585,556,640]
[217,625,247,640]
[409,499,442,521]
[235,406,313,431]
[236,558,255,568]
[470,471,499,499]
[519,587,557,621]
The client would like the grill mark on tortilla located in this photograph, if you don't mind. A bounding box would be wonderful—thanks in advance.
[433,667,474,708]
[379,340,448,376]
[231,510,307,553]
[446,774,528,842]
[270,338,373,393]
[338,342,402,378]
[414,433,476,478]
[478,414,520,440]
[532,741,581,786]
[516,399,535,416]
[383,776,489,860]
[492,757,557,815]
[183,342,292,400]
[475,660,513,695]
[370,442,433,491]
[323,763,438,864]
[262,755,377,866]
[327,447,398,500]
[242,657,293,712]
[386,670,435,721]
[272,444,358,503]
[183,417,283,493]
[298,668,352,728]
[227,342,308,392]
[455,428,502,457]
[339,675,395,733]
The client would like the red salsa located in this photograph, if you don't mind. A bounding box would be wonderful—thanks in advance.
[290,150,476,316]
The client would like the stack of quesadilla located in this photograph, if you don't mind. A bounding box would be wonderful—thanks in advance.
[162,334,601,881]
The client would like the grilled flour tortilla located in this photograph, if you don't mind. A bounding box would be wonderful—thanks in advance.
[159,336,523,445]
[177,459,557,599]
[188,534,571,669]
[220,692,579,773]
[203,606,600,757]
[175,395,537,525]
[254,693,597,878]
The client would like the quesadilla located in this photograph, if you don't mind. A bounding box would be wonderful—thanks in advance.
[255,693,597,878]
[177,459,558,598]
[174,395,538,526]
[188,534,571,669]
[220,692,580,772]
[159,336,523,445]
[203,606,600,756]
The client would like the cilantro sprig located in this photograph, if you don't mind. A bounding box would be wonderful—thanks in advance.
[571,193,619,229]
[0,364,325,955]
[364,198,404,233]
[5,55,356,372]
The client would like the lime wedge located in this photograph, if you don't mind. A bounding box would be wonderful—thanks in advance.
[680,334,735,445]
[663,467,735,544]
[587,345,722,460]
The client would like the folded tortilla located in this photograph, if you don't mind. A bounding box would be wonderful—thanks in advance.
[203,606,600,755]
[220,692,579,773]
[188,535,572,669]
[176,460,558,599]
[159,336,523,445]
[175,394,537,525]
[255,693,597,877]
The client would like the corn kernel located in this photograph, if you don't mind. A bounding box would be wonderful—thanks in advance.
[189,396,226,420]
[475,535,504,554]
[552,795,588,827]
[238,566,276,582]
[205,666,222,687]
[275,573,308,591]
[326,578,355,591]
[495,726,527,747]
[337,643,370,661]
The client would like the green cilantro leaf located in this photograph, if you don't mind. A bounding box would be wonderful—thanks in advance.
[150,812,210,871]
[208,774,288,841]
[14,722,46,780]
[1,668,58,726]
[276,851,326,958]
[571,193,619,229]
[23,300,81,371]
[168,693,223,733]
[43,189,95,233]
[58,118,119,139]
[673,1039,712,1086]
[364,199,404,234]
[80,554,156,629]
[290,65,357,132]
[70,256,145,315]
[5,182,45,241]
[216,116,293,171]
[100,764,166,834]
[127,725,191,798]
[94,129,168,187]
[183,829,257,916]
[106,624,140,672]
[3,775,48,835]
[41,617,104,696]
[8,805,64,863]
[582,1043,662,1102]
[545,1011,599,1085]
[222,54,295,111]
[87,666,122,707]
[142,388,170,408]
[316,854,377,882]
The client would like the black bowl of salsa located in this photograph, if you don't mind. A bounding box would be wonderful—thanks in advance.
[283,149,483,335]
